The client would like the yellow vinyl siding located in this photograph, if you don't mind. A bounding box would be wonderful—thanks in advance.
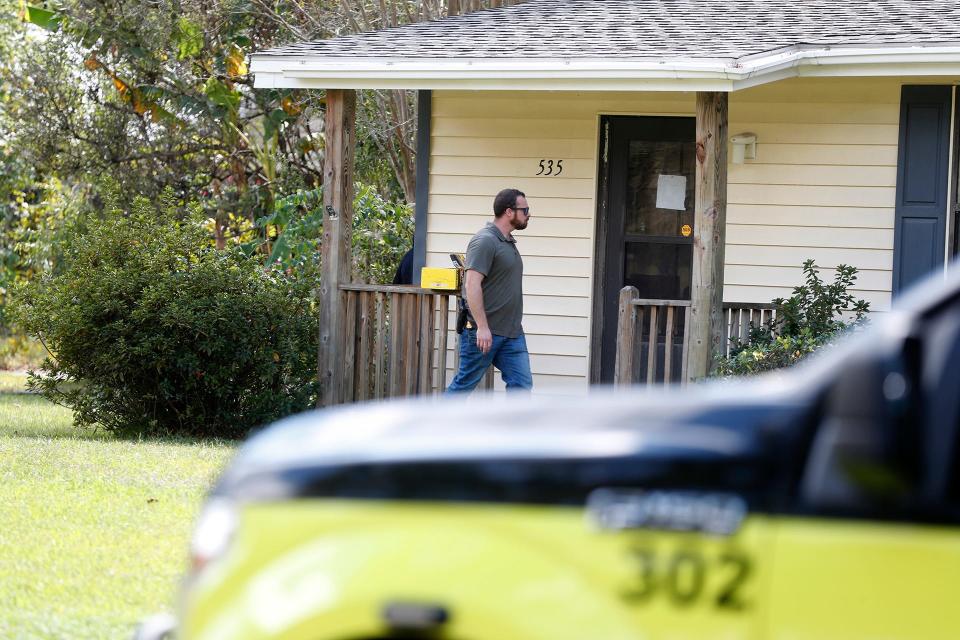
[723,286,892,311]
[729,77,902,313]
[729,205,893,228]
[427,250,591,276]
[432,157,598,177]
[428,91,694,392]
[432,137,595,158]
[427,78,907,391]
[725,245,893,271]
[431,194,592,217]
[429,215,591,238]
[430,175,595,199]
[743,144,898,166]
[728,165,897,187]
[729,184,895,208]
[429,233,593,258]
[724,265,893,292]
[726,226,894,250]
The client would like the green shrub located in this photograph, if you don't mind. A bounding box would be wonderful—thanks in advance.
[11,198,318,438]
[714,260,870,376]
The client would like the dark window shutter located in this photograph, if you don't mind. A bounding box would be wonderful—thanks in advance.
[893,86,952,296]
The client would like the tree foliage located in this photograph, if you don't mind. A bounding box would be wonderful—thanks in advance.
[9,0,521,214]
[255,183,414,284]
[10,0,332,238]
[1,0,515,364]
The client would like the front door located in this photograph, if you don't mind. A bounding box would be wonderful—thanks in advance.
[594,116,696,383]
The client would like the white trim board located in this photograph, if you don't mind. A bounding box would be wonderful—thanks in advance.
[251,43,960,91]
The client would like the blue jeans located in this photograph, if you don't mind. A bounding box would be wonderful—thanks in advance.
[446,330,533,393]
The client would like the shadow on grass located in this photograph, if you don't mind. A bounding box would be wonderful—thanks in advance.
[1,371,303,449]
[0,391,242,447]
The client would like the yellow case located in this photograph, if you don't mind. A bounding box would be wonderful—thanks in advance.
[420,267,460,290]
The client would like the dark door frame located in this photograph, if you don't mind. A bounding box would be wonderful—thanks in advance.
[589,115,696,384]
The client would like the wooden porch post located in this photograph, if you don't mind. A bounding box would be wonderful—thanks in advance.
[687,91,728,381]
[319,89,356,407]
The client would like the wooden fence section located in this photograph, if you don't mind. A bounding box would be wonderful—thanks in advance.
[614,286,779,385]
[338,284,456,403]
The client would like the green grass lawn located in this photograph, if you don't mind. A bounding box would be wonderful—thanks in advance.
[0,372,237,638]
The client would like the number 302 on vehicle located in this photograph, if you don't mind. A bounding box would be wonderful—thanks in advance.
[621,546,752,611]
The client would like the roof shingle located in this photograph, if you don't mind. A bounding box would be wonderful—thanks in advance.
[256,0,960,61]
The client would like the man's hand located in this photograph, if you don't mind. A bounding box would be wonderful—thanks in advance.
[464,269,492,354]
[476,326,493,354]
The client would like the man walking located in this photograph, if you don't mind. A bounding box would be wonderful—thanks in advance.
[447,188,533,393]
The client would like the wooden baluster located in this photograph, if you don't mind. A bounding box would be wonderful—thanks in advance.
[374,292,386,399]
[681,306,692,384]
[634,306,646,383]
[389,293,403,397]
[437,294,450,392]
[664,305,675,383]
[647,305,658,383]
[418,294,434,394]
[724,307,732,356]
[357,292,372,402]
[404,294,419,396]
[342,290,358,403]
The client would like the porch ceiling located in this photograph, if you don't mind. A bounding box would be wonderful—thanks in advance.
[250,0,960,91]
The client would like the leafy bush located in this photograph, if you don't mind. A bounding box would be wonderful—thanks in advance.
[12,197,318,438]
[352,184,415,284]
[257,184,413,284]
[714,260,870,376]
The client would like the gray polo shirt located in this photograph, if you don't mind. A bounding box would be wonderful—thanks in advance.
[465,222,524,338]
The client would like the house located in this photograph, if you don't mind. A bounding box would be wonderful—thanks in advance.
[250,0,960,401]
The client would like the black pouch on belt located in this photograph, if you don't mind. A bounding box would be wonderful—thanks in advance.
[456,297,468,334]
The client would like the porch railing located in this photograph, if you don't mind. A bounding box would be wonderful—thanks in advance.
[335,284,779,399]
[722,301,779,356]
[614,286,778,385]
[337,284,454,403]
[336,284,495,403]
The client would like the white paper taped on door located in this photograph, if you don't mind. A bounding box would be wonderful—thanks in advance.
[655,174,687,211]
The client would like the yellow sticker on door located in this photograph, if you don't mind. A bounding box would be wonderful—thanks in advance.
[681,224,692,237]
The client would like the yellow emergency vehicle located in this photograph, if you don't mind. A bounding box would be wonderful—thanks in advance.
[143,269,960,640]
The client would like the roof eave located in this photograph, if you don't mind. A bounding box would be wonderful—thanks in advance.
[250,57,738,91]
[250,44,960,91]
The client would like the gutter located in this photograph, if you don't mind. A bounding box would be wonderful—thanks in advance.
[250,42,960,91]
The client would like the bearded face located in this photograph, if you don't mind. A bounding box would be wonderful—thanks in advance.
[510,197,530,231]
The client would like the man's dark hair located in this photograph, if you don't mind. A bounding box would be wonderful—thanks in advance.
[493,188,526,218]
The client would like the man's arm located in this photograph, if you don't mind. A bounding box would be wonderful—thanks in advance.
[464,269,493,354]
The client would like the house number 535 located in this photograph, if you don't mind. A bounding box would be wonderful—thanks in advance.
[537,159,564,176]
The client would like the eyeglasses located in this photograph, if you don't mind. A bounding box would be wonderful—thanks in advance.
[512,206,531,216]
